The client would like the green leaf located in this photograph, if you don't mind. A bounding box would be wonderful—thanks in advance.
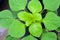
[18,11,32,21]
[56,26,60,32]
[0,10,13,19]
[12,11,19,18]
[43,12,60,30]
[5,35,19,40]
[41,32,57,40]
[22,35,37,40]
[29,23,42,37]
[28,0,42,13]
[18,11,33,26]
[9,20,25,38]
[33,13,42,22]
[9,0,27,11]
[0,10,13,28]
[25,20,32,26]
[58,33,60,40]
[58,0,60,5]
[0,19,13,28]
[43,0,59,11]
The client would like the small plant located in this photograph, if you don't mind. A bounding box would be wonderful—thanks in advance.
[0,0,60,40]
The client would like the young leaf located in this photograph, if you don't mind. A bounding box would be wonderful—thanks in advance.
[41,32,57,40]
[43,0,59,11]
[33,13,42,22]
[43,12,60,30]
[18,11,33,26]
[0,10,13,19]
[5,35,19,40]
[0,19,13,28]
[22,35,37,40]
[9,0,27,11]
[28,0,42,13]
[29,23,42,37]
[18,11,32,21]
[9,20,25,38]
[56,26,60,32]
[25,20,32,26]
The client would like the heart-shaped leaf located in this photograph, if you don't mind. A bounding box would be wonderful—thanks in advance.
[29,23,42,37]
[9,19,25,38]
[43,12,60,30]
[43,0,59,11]
[41,32,57,40]
[0,10,13,19]
[9,0,27,11]
[18,11,33,26]
[22,35,37,40]
[28,0,42,13]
